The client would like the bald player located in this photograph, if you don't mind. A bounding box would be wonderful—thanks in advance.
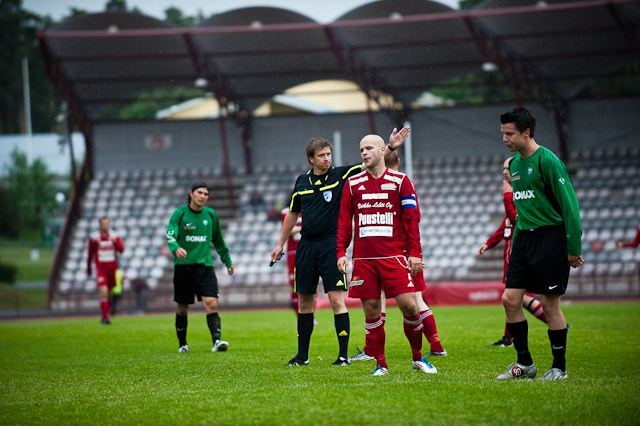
[337,134,436,376]
[349,146,447,363]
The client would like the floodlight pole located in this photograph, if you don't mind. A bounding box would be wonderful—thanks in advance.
[333,131,342,166]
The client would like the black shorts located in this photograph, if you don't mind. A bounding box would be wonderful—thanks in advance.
[294,236,347,294]
[506,225,570,295]
[173,264,219,304]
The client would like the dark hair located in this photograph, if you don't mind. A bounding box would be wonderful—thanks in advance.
[500,107,536,138]
[305,138,332,164]
[187,181,209,203]
[99,216,109,223]
[384,145,399,169]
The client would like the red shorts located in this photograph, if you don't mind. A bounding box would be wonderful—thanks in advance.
[97,268,117,288]
[348,257,416,300]
[413,269,427,292]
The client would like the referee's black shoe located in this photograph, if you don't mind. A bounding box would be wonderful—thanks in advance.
[285,355,309,366]
[332,357,350,366]
[487,336,512,347]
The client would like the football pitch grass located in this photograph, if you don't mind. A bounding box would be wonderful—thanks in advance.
[1,302,639,425]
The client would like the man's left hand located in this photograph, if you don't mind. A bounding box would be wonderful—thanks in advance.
[227,265,234,276]
[568,255,584,268]
[389,126,410,149]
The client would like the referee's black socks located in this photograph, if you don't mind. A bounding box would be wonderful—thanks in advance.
[548,327,568,372]
[334,312,350,359]
[176,313,188,347]
[507,320,534,366]
[207,312,222,343]
[297,313,314,361]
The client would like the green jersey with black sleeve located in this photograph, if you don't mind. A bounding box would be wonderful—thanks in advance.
[509,145,582,256]
[166,205,233,267]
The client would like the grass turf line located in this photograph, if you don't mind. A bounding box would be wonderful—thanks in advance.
[0,302,638,425]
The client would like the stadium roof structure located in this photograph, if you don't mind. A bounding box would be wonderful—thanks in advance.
[39,0,640,176]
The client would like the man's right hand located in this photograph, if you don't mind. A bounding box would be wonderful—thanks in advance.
[270,245,284,263]
[176,248,187,259]
[478,244,489,257]
[337,256,349,274]
[503,180,512,194]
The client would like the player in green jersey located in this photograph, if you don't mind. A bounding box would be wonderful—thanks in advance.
[496,107,583,381]
[166,181,234,353]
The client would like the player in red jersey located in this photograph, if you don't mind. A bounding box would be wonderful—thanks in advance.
[479,158,547,346]
[87,217,125,324]
[337,133,436,376]
[617,224,640,279]
[349,147,446,362]
[616,224,640,249]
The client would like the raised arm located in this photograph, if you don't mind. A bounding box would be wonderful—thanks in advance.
[388,126,410,151]
[503,182,517,224]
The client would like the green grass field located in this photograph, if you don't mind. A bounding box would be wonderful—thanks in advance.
[0,246,53,282]
[1,302,639,425]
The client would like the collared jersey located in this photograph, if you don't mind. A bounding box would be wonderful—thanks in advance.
[289,164,362,240]
[509,145,582,256]
[337,168,422,260]
[166,205,232,267]
[87,230,124,272]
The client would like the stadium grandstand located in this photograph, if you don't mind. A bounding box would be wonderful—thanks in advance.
[38,0,640,313]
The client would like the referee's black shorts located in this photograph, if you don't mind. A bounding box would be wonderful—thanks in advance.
[294,236,347,294]
[173,264,219,304]
[506,225,570,295]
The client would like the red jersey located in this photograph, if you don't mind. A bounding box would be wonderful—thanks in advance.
[337,168,421,260]
[281,207,302,255]
[484,192,516,284]
[620,225,640,248]
[87,230,124,274]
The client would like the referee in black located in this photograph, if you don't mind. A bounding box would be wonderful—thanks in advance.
[271,128,409,367]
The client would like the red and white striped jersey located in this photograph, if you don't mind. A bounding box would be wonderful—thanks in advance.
[87,231,124,273]
[337,168,421,260]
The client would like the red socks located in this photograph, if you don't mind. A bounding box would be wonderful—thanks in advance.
[365,316,387,369]
[100,298,110,320]
[403,314,423,361]
[291,292,299,315]
[503,300,547,342]
[530,302,547,323]
[504,322,512,342]
[420,310,444,353]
